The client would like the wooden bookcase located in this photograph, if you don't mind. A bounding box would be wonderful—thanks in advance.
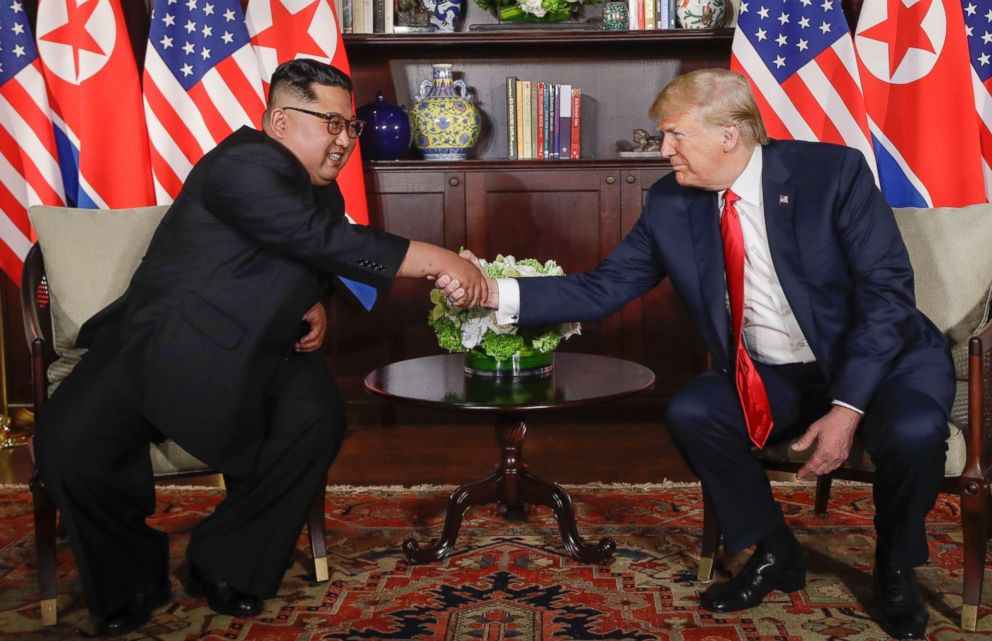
[329,28,735,413]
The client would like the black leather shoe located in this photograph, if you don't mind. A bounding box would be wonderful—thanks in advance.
[94,581,170,636]
[185,565,262,617]
[700,539,806,612]
[873,567,928,639]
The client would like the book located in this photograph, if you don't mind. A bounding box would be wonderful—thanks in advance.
[506,77,518,160]
[644,0,656,29]
[342,0,353,32]
[515,80,525,159]
[520,80,532,160]
[558,84,572,160]
[384,0,394,33]
[529,81,538,161]
[373,0,385,33]
[536,82,545,160]
[552,84,560,160]
[570,88,581,159]
[628,0,639,29]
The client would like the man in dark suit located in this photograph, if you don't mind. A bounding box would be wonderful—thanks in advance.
[444,69,953,639]
[34,59,487,636]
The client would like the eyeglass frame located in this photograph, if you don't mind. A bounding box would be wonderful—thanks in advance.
[280,106,365,138]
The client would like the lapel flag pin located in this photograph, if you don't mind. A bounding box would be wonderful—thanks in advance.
[779,195,789,205]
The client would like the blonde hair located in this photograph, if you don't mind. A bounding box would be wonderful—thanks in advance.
[649,69,769,145]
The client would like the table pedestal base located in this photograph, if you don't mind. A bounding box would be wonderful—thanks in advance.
[403,414,617,564]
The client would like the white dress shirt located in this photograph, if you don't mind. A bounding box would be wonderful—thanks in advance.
[494,145,862,413]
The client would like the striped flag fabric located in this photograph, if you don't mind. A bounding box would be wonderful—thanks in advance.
[36,0,154,209]
[246,0,377,310]
[854,0,985,207]
[730,0,878,179]
[0,0,65,284]
[963,0,992,200]
[144,0,266,204]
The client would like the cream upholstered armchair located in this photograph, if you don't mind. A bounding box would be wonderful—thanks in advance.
[696,203,992,631]
[22,205,330,625]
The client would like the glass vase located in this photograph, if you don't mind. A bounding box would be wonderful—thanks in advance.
[464,347,554,377]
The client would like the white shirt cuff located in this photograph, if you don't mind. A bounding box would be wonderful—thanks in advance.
[495,278,521,325]
[831,400,864,415]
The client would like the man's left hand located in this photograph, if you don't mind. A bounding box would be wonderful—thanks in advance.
[791,405,861,479]
[295,302,327,352]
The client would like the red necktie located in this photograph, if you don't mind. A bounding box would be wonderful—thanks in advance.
[720,189,774,448]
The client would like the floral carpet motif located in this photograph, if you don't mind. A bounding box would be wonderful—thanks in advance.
[0,482,988,640]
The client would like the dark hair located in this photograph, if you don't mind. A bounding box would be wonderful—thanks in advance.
[268,59,353,106]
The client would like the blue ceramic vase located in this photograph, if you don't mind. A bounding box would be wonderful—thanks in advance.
[409,64,480,161]
[422,0,461,31]
[356,92,411,161]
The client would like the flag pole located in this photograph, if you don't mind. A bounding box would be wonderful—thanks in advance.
[0,286,21,449]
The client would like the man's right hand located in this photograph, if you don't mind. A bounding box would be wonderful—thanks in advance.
[437,250,498,308]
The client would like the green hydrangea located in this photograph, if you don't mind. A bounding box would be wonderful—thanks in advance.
[427,254,580,360]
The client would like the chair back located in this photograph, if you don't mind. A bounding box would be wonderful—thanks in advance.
[25,205,169,387]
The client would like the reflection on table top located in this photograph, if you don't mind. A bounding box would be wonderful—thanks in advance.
[364,353,655,413]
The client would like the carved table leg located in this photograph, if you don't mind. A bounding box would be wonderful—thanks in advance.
[404,471,502,563]
[495,415,527,519]
[518,466,616,563]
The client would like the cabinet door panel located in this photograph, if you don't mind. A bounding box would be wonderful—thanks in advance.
[465,168,623,356]
[330,171,465,381]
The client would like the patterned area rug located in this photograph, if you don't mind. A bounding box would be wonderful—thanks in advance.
[0,482,988,640]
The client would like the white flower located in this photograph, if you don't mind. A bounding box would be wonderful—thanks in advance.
[518,0,546,16]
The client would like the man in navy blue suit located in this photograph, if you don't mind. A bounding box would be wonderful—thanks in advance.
[439,69,953,639]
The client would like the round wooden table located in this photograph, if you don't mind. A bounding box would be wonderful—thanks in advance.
[364,352,655,564]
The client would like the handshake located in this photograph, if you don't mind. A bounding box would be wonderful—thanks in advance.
[433,249,498,309]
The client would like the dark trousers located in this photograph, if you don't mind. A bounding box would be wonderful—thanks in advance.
[34,351,345,617]
[665,357,951,569]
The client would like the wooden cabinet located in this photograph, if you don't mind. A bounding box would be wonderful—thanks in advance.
[325,29,733,412]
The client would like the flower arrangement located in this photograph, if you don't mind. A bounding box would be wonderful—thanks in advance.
[473,0,598,22]
[429,255,580,372]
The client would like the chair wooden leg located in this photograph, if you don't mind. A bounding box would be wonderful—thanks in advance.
[698,488,722,581]
[960,481,989,631]
[814,475,833,516]
[307,484,328,583]
[30,472,58,626]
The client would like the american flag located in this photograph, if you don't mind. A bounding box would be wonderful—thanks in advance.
[731,0,878,179]
[144,0,265,204]
[964,0,992,200]
[0,0,64,284]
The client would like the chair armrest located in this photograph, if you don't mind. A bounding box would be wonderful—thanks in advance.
[966,317,992,483]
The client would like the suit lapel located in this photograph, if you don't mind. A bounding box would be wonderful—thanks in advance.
[688,191,730,367]
[761,144,819,357]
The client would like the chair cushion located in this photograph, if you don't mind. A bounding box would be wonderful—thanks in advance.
[27,205,169,383]
[894,204,992,380]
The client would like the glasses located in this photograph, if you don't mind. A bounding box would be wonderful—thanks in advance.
[281,106,365,138]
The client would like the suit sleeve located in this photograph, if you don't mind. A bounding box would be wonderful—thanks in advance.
[829,150,919,410]
[518,190,666,325]
[202,142,409,290]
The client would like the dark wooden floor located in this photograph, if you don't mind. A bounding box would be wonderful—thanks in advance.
[0,399,696,486]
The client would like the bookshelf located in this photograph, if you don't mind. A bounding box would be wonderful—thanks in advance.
[328,26,734,413]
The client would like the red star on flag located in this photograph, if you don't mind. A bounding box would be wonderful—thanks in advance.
[252,0,327,63]
[859,0,936,77]
[38,0,105,82]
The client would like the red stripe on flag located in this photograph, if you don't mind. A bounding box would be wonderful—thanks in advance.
[0,236,24,286]
[781,73,844,145]
[187,83,233,143]
[1,78,59,159]
[143,76,204,166]
[815,46,872,142]
[0,126,62,210]
[0,179,31,238]
[215,56,265,129]
[149,146,186,202]
[980,119,992,165]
